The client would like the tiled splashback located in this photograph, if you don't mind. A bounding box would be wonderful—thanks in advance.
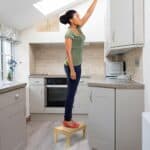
[109,48,143,82]
[122,48,143,82]
[29,43,104,76]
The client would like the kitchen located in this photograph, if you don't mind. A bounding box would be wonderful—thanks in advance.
[0,0,149,150]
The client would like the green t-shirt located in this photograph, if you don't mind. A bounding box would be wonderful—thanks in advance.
[64,26,86,66]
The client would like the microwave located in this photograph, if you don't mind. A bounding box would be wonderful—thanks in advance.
[105,61,124,77]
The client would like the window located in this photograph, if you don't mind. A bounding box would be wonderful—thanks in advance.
[0,39,14,82]
[33,0,84,16]
[0,40,2,81]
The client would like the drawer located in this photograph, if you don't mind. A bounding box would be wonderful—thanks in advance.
[29,77,45,85]
[90,87,115,98]
[0,89,23,110]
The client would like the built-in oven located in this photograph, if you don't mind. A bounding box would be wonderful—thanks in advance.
[45,77,67,107]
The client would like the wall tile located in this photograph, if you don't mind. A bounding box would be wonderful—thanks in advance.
[30,43,104,76]
[122,48,143,82]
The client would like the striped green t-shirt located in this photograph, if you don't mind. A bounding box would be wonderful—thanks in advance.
[64,26,85,66]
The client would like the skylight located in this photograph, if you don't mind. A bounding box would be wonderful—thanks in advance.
[33,0,78,16]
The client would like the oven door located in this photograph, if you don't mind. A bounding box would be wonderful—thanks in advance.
[46,85,67,107]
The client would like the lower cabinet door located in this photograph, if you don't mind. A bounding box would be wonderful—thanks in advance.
[29,85,45,113]
[116,89,144,150]
[73,85,90,114]
[0,101,26,150]
[88,87,115,150]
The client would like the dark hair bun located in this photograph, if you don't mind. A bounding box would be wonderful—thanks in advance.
[59,14,68,24]
[59,10,77,25]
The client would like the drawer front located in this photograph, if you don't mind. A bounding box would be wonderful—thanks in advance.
[29,78,45,85]
[0,88,24,110]
[91,87,115,98]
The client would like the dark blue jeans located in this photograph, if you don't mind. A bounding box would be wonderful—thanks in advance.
[64,64,81,121]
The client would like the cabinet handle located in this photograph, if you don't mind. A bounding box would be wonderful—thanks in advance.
[15,94,19,100]
[90,91,93,103]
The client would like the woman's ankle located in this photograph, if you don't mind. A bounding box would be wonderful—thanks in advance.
[64,120,72,122]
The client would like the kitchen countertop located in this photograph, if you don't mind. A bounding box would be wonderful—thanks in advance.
[0,81,27,94]
[0,74,143,93]
[29,74,91,78]
[28,74,144,89]
[88,75,144,89]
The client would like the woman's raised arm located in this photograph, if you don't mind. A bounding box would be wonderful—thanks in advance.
[80,0,98,27]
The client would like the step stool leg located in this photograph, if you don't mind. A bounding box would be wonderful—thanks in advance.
[83,127,86,138]
[66,134,71,148]
[54,129,58,143]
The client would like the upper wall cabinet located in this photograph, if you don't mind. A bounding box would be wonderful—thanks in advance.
[134,0,144,44]
[105,0,144,56]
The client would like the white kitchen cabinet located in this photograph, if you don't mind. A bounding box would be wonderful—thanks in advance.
[133,0,144,44]
[116,89,144,150]
[105,0,144,54]
[109,0,133,47]
[88,87,144,150]
[73,83,90,114]
[88,87,115,150]
[0,88,26,150]
[29,77,45,113]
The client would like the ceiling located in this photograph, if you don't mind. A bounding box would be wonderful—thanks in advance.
[0,0,87,31]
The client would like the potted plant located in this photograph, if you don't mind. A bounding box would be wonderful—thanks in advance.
[7,58,17,81]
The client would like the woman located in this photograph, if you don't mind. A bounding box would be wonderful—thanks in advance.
[59,0,98,128]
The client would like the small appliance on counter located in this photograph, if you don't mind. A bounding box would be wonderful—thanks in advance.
[105,61,126,78]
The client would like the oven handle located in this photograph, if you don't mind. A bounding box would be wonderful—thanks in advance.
[46,85,67,88]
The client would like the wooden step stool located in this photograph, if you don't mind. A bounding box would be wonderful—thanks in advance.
[54,122,86,147]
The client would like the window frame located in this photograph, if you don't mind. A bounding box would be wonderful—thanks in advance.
[0,38,14,81]
[0,39,2,81]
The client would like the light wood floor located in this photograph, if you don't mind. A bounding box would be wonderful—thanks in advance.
[25,114,91,150]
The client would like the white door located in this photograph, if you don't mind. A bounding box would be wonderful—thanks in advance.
[29,85,45,113]
[116,89,144,150]
[133,0,144,44]
[0,100,26,150]
[88,87,115,150]
[110,0,133,47]
[73,85,90,114]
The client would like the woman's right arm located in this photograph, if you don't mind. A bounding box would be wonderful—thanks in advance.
[79,0,98,27]
[65,38,76,80]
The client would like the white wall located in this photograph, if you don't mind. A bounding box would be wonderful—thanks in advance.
[15,0,105,117]
[17,0,105,43]
[77,0,105,42]
[143,0,150,111]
